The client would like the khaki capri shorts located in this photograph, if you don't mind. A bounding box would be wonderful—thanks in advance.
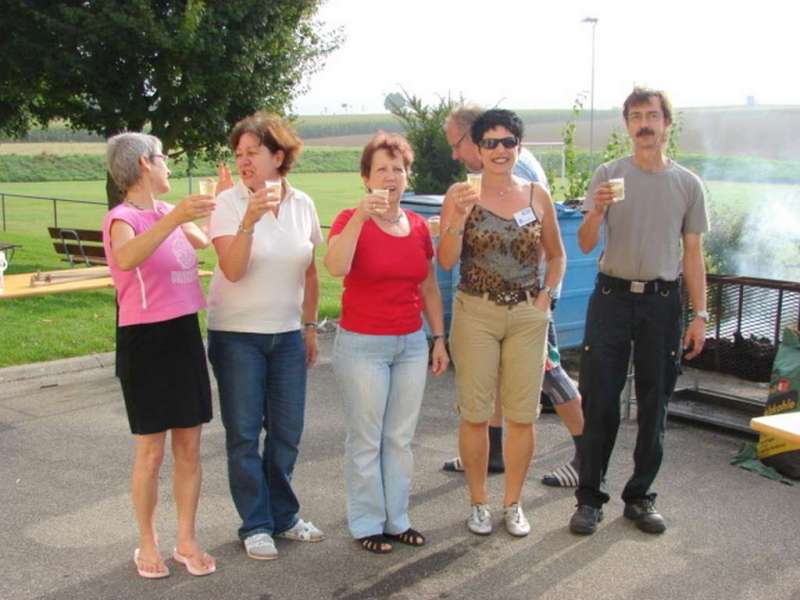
[450,291,549,424]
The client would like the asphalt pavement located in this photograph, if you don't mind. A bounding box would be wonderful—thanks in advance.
[1,331,798,600]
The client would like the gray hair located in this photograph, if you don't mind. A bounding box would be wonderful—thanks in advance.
[445,103,485,133]
[106,132,162,192]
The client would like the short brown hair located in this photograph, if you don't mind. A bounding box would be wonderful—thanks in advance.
[360,131,414,178]
[229,112,303,176]
[623,86,673,125]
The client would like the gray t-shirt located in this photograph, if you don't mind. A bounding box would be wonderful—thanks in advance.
[583,156,709,281]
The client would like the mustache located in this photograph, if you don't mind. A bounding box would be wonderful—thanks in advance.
[636,128,656,137]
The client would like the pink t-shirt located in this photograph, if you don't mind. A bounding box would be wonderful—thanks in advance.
[103,202,205,326]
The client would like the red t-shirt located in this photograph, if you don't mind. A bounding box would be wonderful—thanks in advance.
[329,209,434,335]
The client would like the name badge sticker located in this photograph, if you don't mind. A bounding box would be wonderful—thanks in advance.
[514,207,535,227]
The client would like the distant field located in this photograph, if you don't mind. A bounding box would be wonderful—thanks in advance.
[0,141,361,156]
[0,142,107,155]
[4,105,799,159]
[0,147,361,182]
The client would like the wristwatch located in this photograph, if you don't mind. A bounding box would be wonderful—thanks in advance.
[695,310,710,323]
[541,285,553,298]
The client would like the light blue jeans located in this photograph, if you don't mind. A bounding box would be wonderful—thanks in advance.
[333,327,429,539]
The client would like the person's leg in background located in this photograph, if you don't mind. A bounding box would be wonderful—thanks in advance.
[444,385,505,474]
[541,365,584,487]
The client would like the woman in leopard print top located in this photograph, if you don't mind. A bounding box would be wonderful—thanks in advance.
[438,109,565,537]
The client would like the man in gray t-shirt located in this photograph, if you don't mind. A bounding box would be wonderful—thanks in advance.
[569,87,709,537]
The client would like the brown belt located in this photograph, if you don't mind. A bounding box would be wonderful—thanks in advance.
[461,287,538,307]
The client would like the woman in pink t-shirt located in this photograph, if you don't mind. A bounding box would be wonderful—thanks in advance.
[104,132,216,579]
[325,132,450,554]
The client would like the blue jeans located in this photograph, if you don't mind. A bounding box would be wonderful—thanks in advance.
[333,327,429,539]
[208,329,307,540]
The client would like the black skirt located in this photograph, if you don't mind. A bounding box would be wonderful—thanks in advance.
[117,313,212,435]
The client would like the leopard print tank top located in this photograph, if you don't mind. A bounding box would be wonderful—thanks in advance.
[458,190,542,295]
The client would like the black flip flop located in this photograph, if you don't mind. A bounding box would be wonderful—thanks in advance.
[384,528,426,546]
[358,534,393,554]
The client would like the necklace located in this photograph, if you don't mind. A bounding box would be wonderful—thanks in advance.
[377,210,404,225]
[485,183,515,199]
[124,199,153,211]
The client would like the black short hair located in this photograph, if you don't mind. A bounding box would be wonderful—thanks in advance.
[470,109,524,144]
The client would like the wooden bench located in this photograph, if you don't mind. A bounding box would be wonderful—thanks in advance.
[47,227,107,266]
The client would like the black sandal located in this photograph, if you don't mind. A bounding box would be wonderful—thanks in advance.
[384,528,426,546]
[358,535,393,554]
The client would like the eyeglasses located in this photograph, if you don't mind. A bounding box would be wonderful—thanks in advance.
[150,153,168,163]
[478,136,519,150]
[449,129,468,152]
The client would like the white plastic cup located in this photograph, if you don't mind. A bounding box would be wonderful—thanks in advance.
[260,180,282,228]
[609,177,625,202]
[198,177,217,198]
[264,179,282,197]
[466,173,482,194]
[427,215,441,236]
[372,189,389,213]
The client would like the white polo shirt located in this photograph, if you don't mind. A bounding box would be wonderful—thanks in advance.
[207,180,323,334]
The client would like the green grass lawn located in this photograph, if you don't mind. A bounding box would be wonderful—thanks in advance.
[0,173,364,367]
[0,176,793,368]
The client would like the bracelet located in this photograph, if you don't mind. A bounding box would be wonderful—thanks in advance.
[431,334,445,341]
[303,321,319,330]
[237,222,254,235]
[445,225,464,236]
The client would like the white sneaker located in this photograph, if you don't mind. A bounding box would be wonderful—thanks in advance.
[503,503,531,537]
[467,503,492,535]
[276,518,325,542]
[244,533,278,560]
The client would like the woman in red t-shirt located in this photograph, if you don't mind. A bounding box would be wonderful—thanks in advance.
[325,132,449,554]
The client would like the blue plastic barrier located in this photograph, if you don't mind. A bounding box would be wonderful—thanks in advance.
[400,194,601,348]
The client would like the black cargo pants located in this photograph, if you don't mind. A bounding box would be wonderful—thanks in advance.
[575,277,683,508]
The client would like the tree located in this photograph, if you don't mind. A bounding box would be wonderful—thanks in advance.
[383,92,406,113]
[0,1,341,205]
[389,91,464,194]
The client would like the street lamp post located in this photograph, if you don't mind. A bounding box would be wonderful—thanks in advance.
[582,17,598,170]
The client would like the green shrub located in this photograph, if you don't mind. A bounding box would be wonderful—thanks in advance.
[389,92,464,194]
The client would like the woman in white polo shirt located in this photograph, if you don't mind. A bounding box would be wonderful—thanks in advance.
[207,112,325,560]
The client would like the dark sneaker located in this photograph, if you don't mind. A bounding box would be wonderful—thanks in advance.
[623,498,666,534]
[569,505,604,535]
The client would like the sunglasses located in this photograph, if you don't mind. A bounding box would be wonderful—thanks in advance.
[478,136,519,150]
